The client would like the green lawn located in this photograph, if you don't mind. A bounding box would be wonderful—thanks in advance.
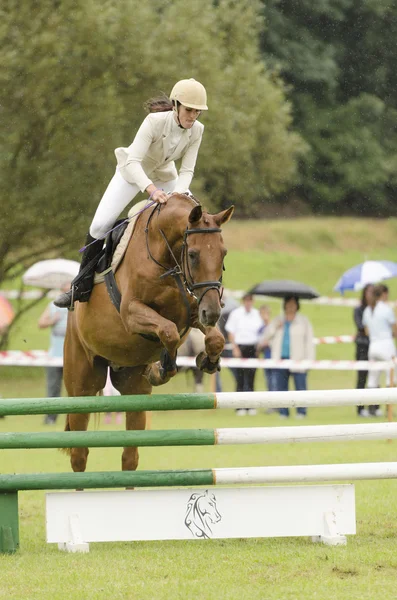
[1,404,397,600]
[1,217,397,599]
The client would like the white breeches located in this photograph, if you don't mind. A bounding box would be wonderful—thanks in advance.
[367,339,396,388]
[90,169,177,239]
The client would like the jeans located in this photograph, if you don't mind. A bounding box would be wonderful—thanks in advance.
[264,368,277,392]
[275,369,307,416]
[45,366,63,423]
[355,342,368,414]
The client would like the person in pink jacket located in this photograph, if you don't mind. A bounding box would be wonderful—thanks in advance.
[55,78,208,310]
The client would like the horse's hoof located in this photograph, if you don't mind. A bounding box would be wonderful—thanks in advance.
[196,351,221,374]
[144,362,172,386]
[159,349,177,379]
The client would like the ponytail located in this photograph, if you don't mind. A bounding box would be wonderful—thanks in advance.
[144,93,173,113]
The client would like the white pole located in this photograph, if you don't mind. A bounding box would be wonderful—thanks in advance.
[216,387,397,409]
[216,422,397,445]
[214,462,397,484]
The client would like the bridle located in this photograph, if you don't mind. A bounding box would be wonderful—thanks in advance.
[144,201,224,337]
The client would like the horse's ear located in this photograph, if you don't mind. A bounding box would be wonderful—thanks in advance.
[188,205,203,224]
[214,205,234,227]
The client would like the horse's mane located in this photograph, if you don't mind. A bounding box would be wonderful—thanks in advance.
[168,192,201,207]
[154,192,203,224]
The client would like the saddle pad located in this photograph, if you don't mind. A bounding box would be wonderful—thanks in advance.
[94,199,151,285]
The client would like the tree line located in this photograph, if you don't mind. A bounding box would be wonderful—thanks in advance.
[1,0,396,293]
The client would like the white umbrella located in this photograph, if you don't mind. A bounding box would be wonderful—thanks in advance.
[22,259,80,290]
[334,260,397,293]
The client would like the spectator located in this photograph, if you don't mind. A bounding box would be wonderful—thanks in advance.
[217,294,240,392]
[178,328,206,393]
[354,284,374,417]
[261,295,315,418]
[257,304,277,392]
[103,369,122,425]
[225,293,263,416]
[38,283,70,424]
[363,284,397,416]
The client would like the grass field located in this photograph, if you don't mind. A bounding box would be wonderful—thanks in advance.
[1,217,397,599]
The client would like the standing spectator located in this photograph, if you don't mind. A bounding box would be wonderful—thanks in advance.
[225,293,263,416]
[217,294,240,392]
[261,295,315,418]
[354,284,374,417]
[103,369,122,425]
[38,283,70,424]
[257,305,277,392]
[363,284,397,416]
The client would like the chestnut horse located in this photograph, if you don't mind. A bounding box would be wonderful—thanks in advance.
[63,193,234,473]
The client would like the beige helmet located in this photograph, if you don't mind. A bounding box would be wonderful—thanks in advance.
[170,78,208,110]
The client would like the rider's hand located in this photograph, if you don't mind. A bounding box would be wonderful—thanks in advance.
[151,189,168,204]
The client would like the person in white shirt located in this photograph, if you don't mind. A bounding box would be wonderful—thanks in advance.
[225,293,263,415]
[55,78,207,310]
[363,284,397,416]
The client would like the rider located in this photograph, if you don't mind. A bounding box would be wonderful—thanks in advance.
[54,78,208,309]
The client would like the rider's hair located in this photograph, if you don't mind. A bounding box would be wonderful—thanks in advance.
[144,93,174,113]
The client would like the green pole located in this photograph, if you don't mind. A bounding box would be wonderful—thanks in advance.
[0,429,216,449]
[0,492,19,553]
[0,394,216,416]
[0,469,215,491]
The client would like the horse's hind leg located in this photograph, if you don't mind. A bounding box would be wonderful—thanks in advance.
[110,366,150,472]
[63,320,107,472]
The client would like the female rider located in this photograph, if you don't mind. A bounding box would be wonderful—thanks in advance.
[54,78,208,309]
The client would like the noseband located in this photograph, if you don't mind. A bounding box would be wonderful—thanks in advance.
[145,203,223,336]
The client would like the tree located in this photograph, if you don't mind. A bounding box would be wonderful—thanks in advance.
[260,0,397,214]
[0,0,302,297]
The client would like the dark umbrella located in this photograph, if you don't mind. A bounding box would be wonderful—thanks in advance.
[248,279,320,300]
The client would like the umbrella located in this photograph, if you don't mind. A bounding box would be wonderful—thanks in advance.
[334,260,397,293]
[22,259,80,290]
[0,295,15,328]
[248,279,320,300]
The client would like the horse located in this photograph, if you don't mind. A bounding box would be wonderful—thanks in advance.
[63,193,234,473]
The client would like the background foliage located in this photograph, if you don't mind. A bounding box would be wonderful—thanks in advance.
[0,0,302,287]
[1,0,397,290]
[261,0,397,214]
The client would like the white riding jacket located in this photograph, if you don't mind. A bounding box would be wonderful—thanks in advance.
[115,111,204,193]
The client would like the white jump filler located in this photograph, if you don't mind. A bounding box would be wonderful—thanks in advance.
[46,484,355,553]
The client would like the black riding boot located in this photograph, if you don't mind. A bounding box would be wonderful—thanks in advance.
[54,234,104,310]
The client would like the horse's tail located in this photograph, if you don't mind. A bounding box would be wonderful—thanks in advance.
[59,414,72,456]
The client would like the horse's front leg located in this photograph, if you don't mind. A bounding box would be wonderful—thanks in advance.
[195,325,225,374]
[120,299,180,385]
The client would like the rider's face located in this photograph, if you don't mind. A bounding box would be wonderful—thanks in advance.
[177,105,201,129]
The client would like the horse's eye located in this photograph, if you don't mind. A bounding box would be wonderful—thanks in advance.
[188,250,198,261]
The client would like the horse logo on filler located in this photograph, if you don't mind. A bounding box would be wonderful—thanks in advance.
[184,490,222,539]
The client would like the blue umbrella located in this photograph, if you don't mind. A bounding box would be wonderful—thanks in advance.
[334,260,397,293]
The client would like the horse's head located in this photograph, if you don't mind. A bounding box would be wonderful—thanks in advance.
[184,203,234,327]
[184,490,222,539]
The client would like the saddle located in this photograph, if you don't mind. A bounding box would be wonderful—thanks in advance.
[94,199,151,311]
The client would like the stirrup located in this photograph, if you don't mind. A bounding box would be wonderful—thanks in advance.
[69,286,75,311]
